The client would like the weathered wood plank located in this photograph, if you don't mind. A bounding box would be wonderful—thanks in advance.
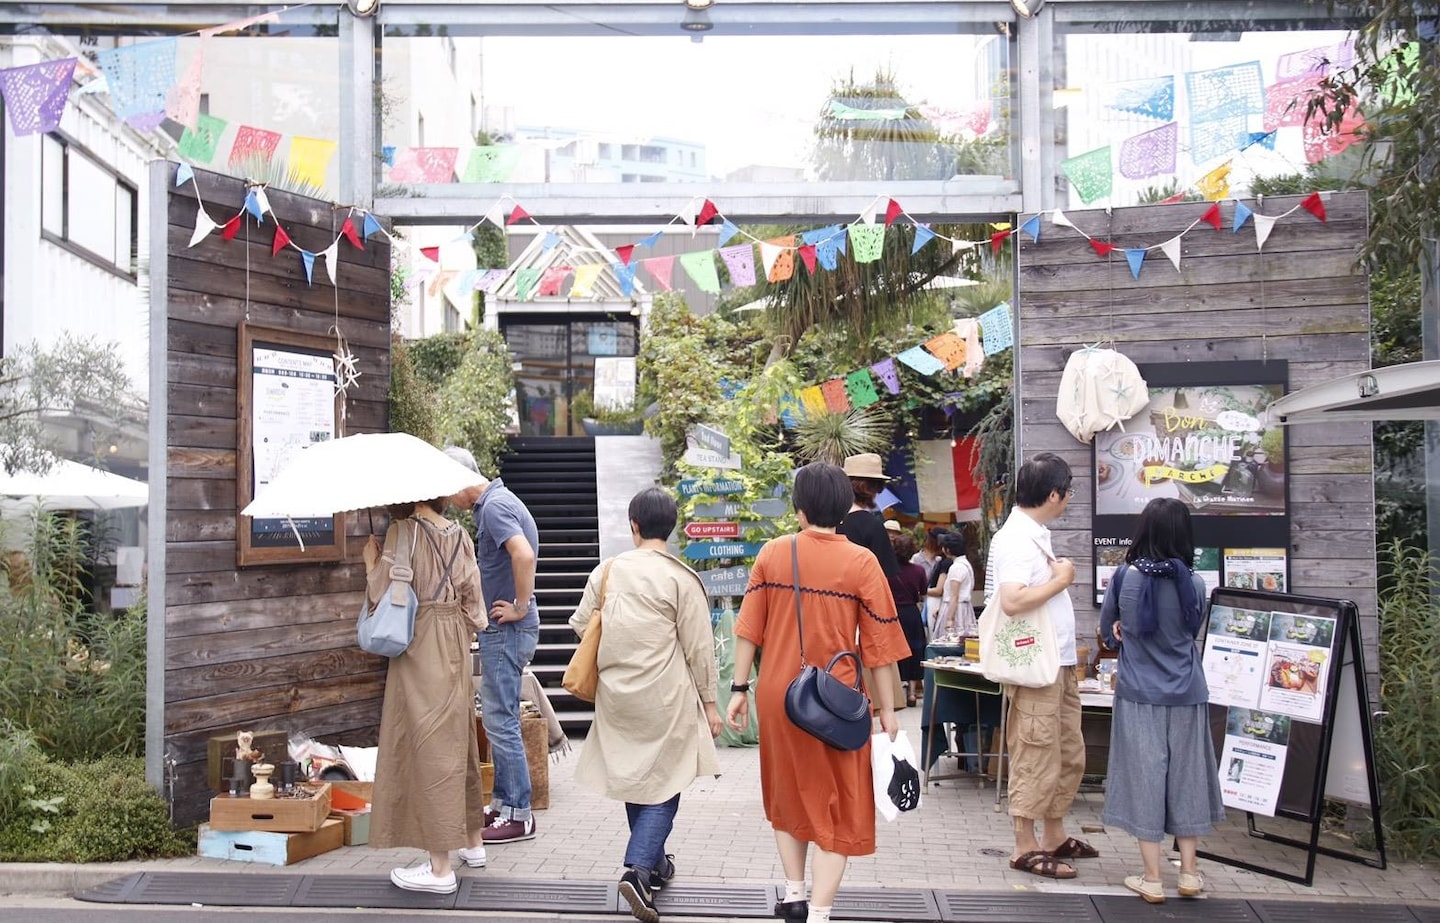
[168,510,237,543]
[166,563,368,607]
[1021,305,1365,345]
[164,673,387,735]
[1019,249,1362,293]
[1017,217,1367,270]
[1020,275,1368,316]
[168,253,389,313]
[167,591,362,638]
[166,477,236,511]
[167,290,392,352]
[168,447,237,480]
[162,696,383,769]
[1019,343,1371,375]
[168,414,236,450]
[165,647,384,700]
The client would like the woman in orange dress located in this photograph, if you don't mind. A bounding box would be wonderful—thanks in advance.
[725,462,909,923]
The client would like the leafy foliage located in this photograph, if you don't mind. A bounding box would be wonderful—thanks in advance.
[792,406,895,466]
[412,329,517,477]
[387,335,440,445]
[0,724,46,821]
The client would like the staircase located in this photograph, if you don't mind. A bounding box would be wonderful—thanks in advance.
[497,435,599,734]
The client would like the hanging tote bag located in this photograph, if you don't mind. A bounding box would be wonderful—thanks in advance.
[357,520,419,657]
[782,536,873,751]
[977,538,1061,687]
[562,559,615,703]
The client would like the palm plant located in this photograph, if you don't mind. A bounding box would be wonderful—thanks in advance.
[792,406,895,466]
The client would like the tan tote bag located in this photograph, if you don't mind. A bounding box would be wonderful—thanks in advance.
[562,560,614,702]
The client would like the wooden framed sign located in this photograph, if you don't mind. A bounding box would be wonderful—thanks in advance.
[236,323,346,566]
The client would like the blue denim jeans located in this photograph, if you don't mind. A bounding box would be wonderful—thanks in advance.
[623,794,681,874]
[479,622,539,820]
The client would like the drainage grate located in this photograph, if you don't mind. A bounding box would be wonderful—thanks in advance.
[290,874,456,910]
[1092,895,1259,922]
[654,883,775,917]
[832,885,941,921]
[1250,900,1419,923]
[937,891,1100,922]
[454,877,613,915]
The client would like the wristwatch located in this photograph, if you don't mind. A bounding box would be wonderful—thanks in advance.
[730,681,751,693]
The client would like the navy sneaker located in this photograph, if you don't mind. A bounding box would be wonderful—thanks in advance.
[619,867,659,923]
[649,854,676,890]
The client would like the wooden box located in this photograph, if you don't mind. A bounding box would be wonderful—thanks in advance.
[209,783,331,833]
[198,818,343,866]
[206,730,289,792]
[332,809,371,846]
[521,715,549,811]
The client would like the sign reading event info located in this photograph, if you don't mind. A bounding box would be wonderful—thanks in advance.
[1091,360,1290,605]
[236,324,346,566]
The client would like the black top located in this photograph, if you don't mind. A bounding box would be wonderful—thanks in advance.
[838,509,899,580]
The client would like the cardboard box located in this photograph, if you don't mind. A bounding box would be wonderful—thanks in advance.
[521,715,549,811]
[198,818,343,866]
[209,783,331,833]
[206,730,289,792]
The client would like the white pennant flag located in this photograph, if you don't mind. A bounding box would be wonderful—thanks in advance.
[1160,236,1183,272]
[253,187,273,217]
[759,241,783,280]
[680,198,700,227]
[189,207,217,247]
[482,203,505,227]
[322,241,340,285]
[952,239,976,257]
[1253,214,1278,250]
[1052,209,1075,229]
[860,200,880,225]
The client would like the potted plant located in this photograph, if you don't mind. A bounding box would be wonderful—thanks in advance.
[572,390,645,436]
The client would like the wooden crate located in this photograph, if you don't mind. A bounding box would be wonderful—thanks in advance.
[198,818,343,866]
[331,808,371,846]
[521,716,548,811]
[208,783,331,833]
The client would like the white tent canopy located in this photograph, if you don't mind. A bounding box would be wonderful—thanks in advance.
[1267,360,1440,424]
[0,454,149,512]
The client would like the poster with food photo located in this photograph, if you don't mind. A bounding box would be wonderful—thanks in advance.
[1203,605,1271,708]
[1258,616,1334,723]
[1224,547,1287,592]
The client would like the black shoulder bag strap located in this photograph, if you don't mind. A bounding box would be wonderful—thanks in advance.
[792,536,809,670]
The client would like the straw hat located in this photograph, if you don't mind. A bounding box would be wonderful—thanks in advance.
[883,519,902,533]
[842,453,890,480]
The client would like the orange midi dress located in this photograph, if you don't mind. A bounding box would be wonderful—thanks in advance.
[736,530,909,856]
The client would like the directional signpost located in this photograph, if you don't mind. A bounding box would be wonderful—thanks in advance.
[682,541,767,561]
[682,444,743,470]
[677,478,745,497]
[699,565,750,598]
[691,498,789,519]
[687,423,732,459]
[683,521,741,539]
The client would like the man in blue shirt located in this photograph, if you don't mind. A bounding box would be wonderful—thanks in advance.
[446,446,541,844]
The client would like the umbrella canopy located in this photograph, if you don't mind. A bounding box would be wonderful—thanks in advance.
[0,456,149,513]
[242,432,484,519]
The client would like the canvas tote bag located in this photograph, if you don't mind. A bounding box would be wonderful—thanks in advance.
[978,537,1061,687]
[562,559,615,702]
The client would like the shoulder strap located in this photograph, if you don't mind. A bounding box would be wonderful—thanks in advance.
[596,559,615,610]
[388,520,417,607]
[792,536,808,668]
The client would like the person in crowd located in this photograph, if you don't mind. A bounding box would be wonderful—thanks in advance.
[887,526,930,706]
[923,528,954,635]
[934,531,976,640]
[913,525,944,575]
[569,487,723,923]
[836,453,899,581]
[1100,497,1223,904]
[364,499,490,893]
[985,452,1092,879]
[725,462,909,923]
[445,446,541,844]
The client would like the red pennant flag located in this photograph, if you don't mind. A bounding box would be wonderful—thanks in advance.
[1160,192,1186,205]
[221,214,242,241]
[1090,239,1116,257]
[884,199,904,227]
[340,217,364,250]
[798,244,818,275]
[989,230,1010,254]
[271,224,291,256]
[507,205,530,225]
[420,246,440,263]
[1301,192,1327,222]
[1200,203,1222,230]
[616,244,635,266]
[694,199,719,226]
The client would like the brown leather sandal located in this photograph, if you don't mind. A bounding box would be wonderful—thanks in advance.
[1009,850,1077,879]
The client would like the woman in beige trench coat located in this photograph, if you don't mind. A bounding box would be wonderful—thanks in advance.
[363,499,490,894]
[569,487,722,923]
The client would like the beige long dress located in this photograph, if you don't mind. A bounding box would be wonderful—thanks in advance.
[367,516,489,852]
[569,548,719,804]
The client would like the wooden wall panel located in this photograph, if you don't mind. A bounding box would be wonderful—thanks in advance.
[159,165,393,825]
[1014,192,1378,678]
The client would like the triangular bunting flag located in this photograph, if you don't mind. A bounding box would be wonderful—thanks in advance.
[243,189,264,223]
[896,345,946,376]
[717,220,741,248]
[321,241,340,286]
[642,256,675,292]
[798,245,818,274]
[175,162,194,186]
[1200,203,1222,230]
[362,213,383,239]
[694,199,719,227]
[718,244,756,286]
[0,58,78,136]
[1301,192,1327,222]
[849,224,887,263]
[870,357,901,395]
[221,214,242,241]
[271,224,291,256]
[1254,214,1278,250]
[883,199,904,227]
[924,332,968,371]
[475,269,507,293]
[614,261,639,297]
[1019,214,1042,242]
[426,270,455,298]
[990,230,1010,254]
[1160,236,1183,271]
[1125,248,1146,280]
[253,188,272,218]
[638,231,663,248]
[911,225,936,255]
[1090,239,1116,258]
[456,269,479,293]
[860,199,880,225]
[538,265,571,296]
[569,264,603,297]
[680,250,721,294]
[615,244,635,266]
[300,250,316,285]
[1052,209,1075,229]
[952,240,975,257]
[188,208,217,247]
[762,237,796,282]
[420,246,440,263]
[482,203,505,227]
[507,204,530,225]
[341,217,363,249]
[1233,200,1254,232]
[541,230,561,253]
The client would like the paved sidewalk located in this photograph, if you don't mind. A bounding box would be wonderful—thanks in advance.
[1,706,1433,907]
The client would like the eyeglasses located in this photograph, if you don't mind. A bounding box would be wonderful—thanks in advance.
[1062,486,1076,499]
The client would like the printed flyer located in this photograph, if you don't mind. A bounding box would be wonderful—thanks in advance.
[250,346,336,545]
[1202,605,1272,709]
[1224,547,1287,592]
[1257,614,1335,723]
[1219,707,1292,814]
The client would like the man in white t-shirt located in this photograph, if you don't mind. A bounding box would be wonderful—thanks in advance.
[984,452,1093,879]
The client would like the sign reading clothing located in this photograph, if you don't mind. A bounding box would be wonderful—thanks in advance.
[250,345,337,547]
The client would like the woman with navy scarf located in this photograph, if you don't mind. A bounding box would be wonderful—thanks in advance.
[1099,498,1225,905]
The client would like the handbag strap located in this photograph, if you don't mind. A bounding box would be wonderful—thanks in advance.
[792,536,809,668]
[595,559,615,613]
[387,520,417,607]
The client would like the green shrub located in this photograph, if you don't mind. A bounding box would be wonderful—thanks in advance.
[0,757,193,861]
[0,724,48,821]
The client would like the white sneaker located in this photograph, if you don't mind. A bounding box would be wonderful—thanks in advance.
[390,864,457,894]
[458,846,488,868]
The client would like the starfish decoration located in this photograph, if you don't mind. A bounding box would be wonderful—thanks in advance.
[1108,379,1133,403]
[333,346,361,395]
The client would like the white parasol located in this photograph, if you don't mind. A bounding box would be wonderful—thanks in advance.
[241,432,484,520]
[0,456,149,513]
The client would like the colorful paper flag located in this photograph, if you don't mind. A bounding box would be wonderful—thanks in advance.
[1201,203,1222,230]
[1090,239,1116,258]
[339,217,363,250]
[925,333,968,372]
[1196,162,1232,201]
[271,224,291,256]
[798,245,818,275]
[613,261,639,296]
[798,385,828,418]
[388,147,459,183]
[642,256,675,292]
[165,42,204,129]
[896,345,945,376]
[515,268,540,301]
[221,215,242,241]
[615,244,636,266]
[1233,200,1254,232]
[844,369,881,408]
[538,265,572,296]
[242,189,265,224]
[717,220,741,248]
[476,269,507,293]
[638,231,663,248]
[718,245,756,286]
[990,230,1010,255]
[694,199,719,227]
[1253,213,1279,250]
[1105,75,1175,121]
[460,145,521,182]
[0,58,77,136]
[762,237,796,282]
[1301,192,1327,222]
[1125,249,1147,279]
[508,204,531,225]
[1017,215,1042,243]
[420,246,440,263]
[1118,122,1178,180]
[300,250,316,285]
[680,251,720,294]
[175,162,194,187]
[568,264,603,298]
[177,113,227,164]
[96,38,175,129]
[1061,146,1113,204]
[849,225,886,263]
[870,357,901,395]
[289,136,337,188]
[820,378,851,413]
[977,303,1014,356]
[912,225,937,254]
[777,393,806,428]
[883,199,904,227]
[228,125,283,172]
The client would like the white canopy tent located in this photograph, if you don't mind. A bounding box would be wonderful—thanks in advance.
[0,456,149,513]
[1266,360,1440,424]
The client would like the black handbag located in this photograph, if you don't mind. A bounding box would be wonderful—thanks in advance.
[782,536,873,751]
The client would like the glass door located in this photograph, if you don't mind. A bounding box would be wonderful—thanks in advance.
[502,314,638,436]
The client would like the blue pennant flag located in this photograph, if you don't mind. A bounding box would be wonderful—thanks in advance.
[612,261,639,296]
[243,189,264,224]
[300,250,316,285]
[717,220,740,248]
[1106,75,1175,121]
[1019,213,1042,242]
[541,231,561,253]
[381,145,396,167]
[801,225,841,247]
[1243,130,1277,150]
[175,162,194,187]
[638,231,663,248]
[1125,248,1146,280]
[1233,200,1254,232]
[361,213,383,239]
[911,224,936,254]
